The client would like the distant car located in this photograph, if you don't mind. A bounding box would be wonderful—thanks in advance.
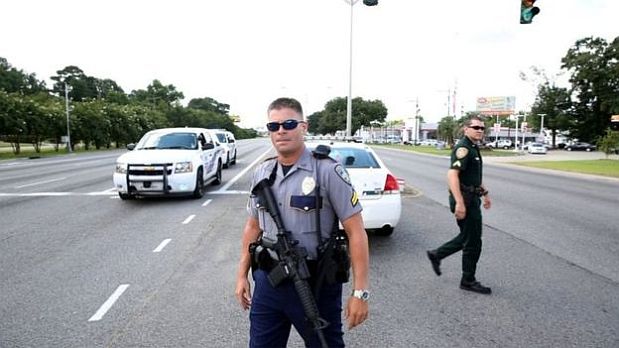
[208,129,237,168]
[527,142,547,154]
[113,127,224,200]
[418,139,438,146]
[486,139,513,149]
[306,141,401,236]
[565,142,596,152]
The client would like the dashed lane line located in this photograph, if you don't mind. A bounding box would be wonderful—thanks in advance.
[182,215,195,224]
[88,284,129,322]
[153,239,172,253]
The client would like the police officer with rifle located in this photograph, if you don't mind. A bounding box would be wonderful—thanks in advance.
[235,98,370,347]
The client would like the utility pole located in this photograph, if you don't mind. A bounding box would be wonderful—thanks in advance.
[64,82,72,153]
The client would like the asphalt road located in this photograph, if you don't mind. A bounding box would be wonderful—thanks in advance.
[1,140,617,347]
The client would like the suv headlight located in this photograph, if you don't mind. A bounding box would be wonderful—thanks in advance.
[175,162,193,173]
[115,163,127,174]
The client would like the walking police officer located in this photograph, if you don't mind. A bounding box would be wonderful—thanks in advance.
[426,116,493,294]
[235,97,370,347]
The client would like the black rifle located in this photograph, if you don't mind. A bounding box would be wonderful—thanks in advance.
[251,178,329,348]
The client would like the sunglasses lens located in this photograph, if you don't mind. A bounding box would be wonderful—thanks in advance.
[282,120,299,130]
[471,126,485,130]
[266,120,300,132]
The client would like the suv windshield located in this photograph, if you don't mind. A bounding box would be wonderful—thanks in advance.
[138,132,198,150]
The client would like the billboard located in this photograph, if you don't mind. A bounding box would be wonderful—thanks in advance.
[476,96,516,115]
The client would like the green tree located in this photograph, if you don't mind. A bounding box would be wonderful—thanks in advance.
[187,97,230,115]
[0,57,47,94]
[50,66,98,101]
[130,79,184,108]
[561,36,619,142]
[314,97,387,135]
[437,116,459,146]
[597,128,619,159]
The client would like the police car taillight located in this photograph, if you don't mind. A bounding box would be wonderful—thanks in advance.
[383,174,399,193]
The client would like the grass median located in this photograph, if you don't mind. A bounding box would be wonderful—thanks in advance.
[371,143,619,179]
[509,160,619,178]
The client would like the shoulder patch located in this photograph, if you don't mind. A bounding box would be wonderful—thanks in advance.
[334,164,352,185]
[452,160,461,168]
[456,147,469,159]
[350,190,359,207]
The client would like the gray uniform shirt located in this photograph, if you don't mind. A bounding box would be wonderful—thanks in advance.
[247,147,363,259]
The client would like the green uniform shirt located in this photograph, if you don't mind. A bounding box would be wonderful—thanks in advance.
[450,136,483,187]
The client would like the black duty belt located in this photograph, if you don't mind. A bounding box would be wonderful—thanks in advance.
[460,184,484,196]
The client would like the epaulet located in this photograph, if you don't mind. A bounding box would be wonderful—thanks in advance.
[312,144,332,160]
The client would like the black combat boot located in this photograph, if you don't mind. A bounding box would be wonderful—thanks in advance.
[460,279,492,295]
[426,250,441,276]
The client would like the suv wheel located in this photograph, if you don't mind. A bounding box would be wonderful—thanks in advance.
[119,192,133,200]
[211,162,222,186]
[231,150,237,165]
[192,168,205,199]
[223,154,230,169]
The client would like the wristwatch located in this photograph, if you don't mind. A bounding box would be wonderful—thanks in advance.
[352,289,370,302]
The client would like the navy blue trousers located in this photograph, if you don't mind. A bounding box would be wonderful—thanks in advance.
[249,269,344,348]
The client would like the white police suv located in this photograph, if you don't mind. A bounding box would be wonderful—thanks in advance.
[208,129,237,168]
[113,127,224,200]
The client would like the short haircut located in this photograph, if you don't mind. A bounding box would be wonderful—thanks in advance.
[267,97,303,118]
[464,116,483,127]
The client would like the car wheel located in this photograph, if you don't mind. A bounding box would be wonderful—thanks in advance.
[192,168,205,199]
[118,192,133,200]
[374,225,394,236]
[230,150,237,165]
[567,147,572,151]
[586,148,591,152]
[223,154,230,169]
[211,162,222,186]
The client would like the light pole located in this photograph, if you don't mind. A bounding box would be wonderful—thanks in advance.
[64,82,72,153]
[344,0,377,138]
[538,113,546,142]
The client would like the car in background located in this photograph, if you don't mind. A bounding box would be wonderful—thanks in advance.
[565,142,596,152]
[306,141,401,236]
[527,142,547,154]
[418,139,438,147]
[486,139,513,149]
[209,129,237,168]
[113,127,224,200]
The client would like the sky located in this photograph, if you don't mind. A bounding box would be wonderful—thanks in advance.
[1,0,618,129]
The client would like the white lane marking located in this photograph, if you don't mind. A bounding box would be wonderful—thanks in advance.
[88,284,129,322]
[182,215,196,224]
[15,177,67,189]
[214,147,272,193]
[0,191,254,197]
[153,239,172,252]
[202,199,212,207]
[209,190,250,195]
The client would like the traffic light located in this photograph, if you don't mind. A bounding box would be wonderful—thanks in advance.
[520,0,540,24]
[363,0,378,6]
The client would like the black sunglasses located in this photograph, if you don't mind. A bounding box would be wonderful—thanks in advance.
[469,126,485,131]
[266,119,305,132]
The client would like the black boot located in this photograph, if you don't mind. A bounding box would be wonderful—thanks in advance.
[426,250,441,276]
[460,279,492,294]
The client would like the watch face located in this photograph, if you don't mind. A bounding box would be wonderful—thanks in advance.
[354,290,370,301]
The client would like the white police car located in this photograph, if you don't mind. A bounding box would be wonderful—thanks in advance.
[307,141,402,236]
[113,127,224,200]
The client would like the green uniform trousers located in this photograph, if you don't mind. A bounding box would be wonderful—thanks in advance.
[436,195,483,282]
